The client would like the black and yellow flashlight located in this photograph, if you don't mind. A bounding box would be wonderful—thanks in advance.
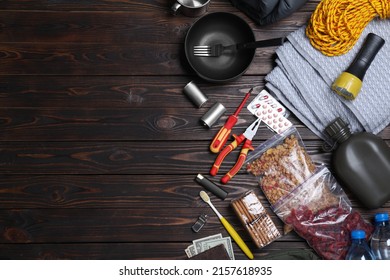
[332,33,385,100]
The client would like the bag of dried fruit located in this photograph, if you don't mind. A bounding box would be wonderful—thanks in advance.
[246,127,316,206]
[246,127,373,259]
[273,167,373,260]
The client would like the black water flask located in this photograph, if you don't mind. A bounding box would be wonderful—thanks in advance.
[325,117,390,209]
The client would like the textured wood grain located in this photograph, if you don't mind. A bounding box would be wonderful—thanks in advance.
[0,108,315,141]
[0,43,281,75]
[0,10,312,43]
[0,207,381,244]
[0,0,321,12]
[0,0,388,261]
[0,76,266,108]
[0,242,313,260]
[0,140,337,174]
[2,173,388,208]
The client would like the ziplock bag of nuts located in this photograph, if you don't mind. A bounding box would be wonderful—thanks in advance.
[246,127,316,206]
[231,190,281,248]
[273,167,374,260]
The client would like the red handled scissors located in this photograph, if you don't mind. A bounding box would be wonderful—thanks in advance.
[210,119,261,184]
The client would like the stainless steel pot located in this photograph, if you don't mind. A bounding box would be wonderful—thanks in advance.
[171,0,210,17]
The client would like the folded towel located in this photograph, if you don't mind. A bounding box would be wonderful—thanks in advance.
[266,20,390,141]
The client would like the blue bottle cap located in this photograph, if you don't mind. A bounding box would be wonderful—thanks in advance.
[351,229,366,239]
[375,213,389,223]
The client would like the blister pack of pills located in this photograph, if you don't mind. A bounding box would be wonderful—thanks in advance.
[247,89,292,134]
[247,89,287,116]
[255,101,292,134]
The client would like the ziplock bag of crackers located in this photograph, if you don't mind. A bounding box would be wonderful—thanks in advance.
[246,127,316,206]
[231,190,281,248]
[273,167,373,260]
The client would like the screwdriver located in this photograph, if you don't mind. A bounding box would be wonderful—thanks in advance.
[209,88,252,153]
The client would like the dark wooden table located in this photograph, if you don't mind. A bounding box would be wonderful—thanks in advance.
[0,0,389,260]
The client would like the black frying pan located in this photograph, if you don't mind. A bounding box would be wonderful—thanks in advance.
[185,12,256,83]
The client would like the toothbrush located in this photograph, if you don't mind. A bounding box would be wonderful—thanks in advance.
[199,191,254,260]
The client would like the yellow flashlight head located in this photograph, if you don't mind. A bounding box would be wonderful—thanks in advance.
[332,72,362,100]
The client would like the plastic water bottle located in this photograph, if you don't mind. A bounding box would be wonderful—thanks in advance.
[370,213,390,260]
[346,230,375,260]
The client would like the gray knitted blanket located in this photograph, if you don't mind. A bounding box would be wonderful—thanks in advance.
[265,20,390,141]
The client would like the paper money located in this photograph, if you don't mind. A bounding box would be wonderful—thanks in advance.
[185,245,196,258]
[200,236,235,260]
[192,233,222,254]
[184,233,235,260]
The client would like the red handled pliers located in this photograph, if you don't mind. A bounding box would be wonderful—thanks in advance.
[210,119,261,184]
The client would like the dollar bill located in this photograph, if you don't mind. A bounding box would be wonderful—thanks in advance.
[185,233,227,258]
[200,236,235,260]
[185,245,197,258]
[192,233,222,254]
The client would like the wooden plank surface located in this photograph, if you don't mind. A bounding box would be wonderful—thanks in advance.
[0,0,389,260]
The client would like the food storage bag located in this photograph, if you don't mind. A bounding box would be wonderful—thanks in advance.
[273,167,373,259]
[246,127,316,206]
[231,190,281,248]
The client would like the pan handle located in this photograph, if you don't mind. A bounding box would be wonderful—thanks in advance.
[237,37,285,50]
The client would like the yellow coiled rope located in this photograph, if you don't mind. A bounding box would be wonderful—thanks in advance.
[306,0,390,56]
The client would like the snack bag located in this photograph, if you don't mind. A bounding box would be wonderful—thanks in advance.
[246,127,316,206]
[273,167,374,260]
[231,190,281,248]
[245,127,373,255]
